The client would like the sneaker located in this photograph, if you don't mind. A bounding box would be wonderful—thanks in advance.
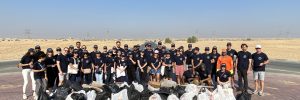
[22,94,27,99]
[252,90,258,94]
[49,92,54,97]
[258,91,264,96]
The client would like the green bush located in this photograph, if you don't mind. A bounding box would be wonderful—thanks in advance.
[164,37,172,44]
[187,36,198,43]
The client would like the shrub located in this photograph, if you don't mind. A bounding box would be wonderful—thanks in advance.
[187,36,198,43]
[164,37,172,44]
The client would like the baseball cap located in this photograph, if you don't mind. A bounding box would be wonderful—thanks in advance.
[28,48,34,52]
[212,46,217,50]
[116,41,121,43]
[171,43,175,47]
[188,44,192,48]
[103,46,107,49]
[205,47,210,51]
[95,51,101,54]
[69,45,74,49]
[154,50,159,54]
[47,48,53,52]
[221,49,227,53]
[124,44,128,47]
[227,42,232,46]
[94,45,98,48]
[35,45,41,49]
[158,41,162,45]
[221,63,226,68]
[255,45,262,49]
[56,47,61,51]
[194,47,199,51]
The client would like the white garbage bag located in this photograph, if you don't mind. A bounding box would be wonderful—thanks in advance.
[148,84,160,91]
[167,94,179,100]
[149,93,162,100]
[86,90,97,100]
[111,89,128,100]
[160,79,177,88]
[180,91,198,100]
[132,81,144,92]
[185,84,199,93]
[197,88,211,100]
[66,90,86,100]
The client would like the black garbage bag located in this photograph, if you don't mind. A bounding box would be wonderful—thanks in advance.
[95,91,111,100]
[174,86,186,97]
[70,92,86,100]
[140,88,153,100]
[54,86,72,100]
[71,82,83,91]
[38,91,50,100]
[102,83,120,93]
[236,91,252,100]
[127,85,141,100]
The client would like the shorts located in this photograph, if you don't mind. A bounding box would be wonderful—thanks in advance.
[175,65,185,76]
[253,71,265,81]
[150,68,161,75]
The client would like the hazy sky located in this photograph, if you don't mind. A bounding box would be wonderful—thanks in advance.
[0,0,300,39]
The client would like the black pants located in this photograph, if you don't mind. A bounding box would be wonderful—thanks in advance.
[83,73,92,84]
[126,65,136,84]
[46,67,58,88]
[140,66,149,84]
[237,69,248,90]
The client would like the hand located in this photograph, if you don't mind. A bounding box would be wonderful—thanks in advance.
[95,66,99,69]
[45,77,48,81]
[52,65,56,67]
[59,72,63,76]
[29,65,34,68]
[259,63,264,66]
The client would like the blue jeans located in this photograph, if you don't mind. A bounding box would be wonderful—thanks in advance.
[95,73,103,84]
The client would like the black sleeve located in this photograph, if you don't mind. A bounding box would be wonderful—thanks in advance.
[248,52,252,59]
[264,53,269,61]
[56,55,61,62]
[32,63,38,70]
[20,56,25,64]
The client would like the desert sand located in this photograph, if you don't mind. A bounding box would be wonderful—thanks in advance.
[1,38,300,62]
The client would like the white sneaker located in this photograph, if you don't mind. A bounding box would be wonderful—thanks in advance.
[258,91,264,96]
[22,94,27,99]
[252,90,258,94]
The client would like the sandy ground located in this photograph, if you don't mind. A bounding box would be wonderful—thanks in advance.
[1,38,300,61]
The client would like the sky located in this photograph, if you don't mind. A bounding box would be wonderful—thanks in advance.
[0,0,300,39]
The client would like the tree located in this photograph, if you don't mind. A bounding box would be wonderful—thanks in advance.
[187,36,198,43]
[164,37,172,44]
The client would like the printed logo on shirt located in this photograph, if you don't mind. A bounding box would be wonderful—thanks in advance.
[243,55,247,59]
[53,59,55,62]
[204,73,207,77]
[206,56,210,59]
[197,58,200,60]
[214,56,217,59]
[86,60,89,63]
[230,53,233,56]
[258,57,262,60]
[180,58,183,61]
[223,74,227,78]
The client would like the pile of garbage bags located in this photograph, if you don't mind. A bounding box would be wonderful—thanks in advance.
[42,79,239,100]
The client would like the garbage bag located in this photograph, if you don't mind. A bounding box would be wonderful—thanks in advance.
[236,91,251,100]
[111,89,128,100]
[185,84,199,93]
[148,84,160,92]
[127,85,141,100]
[167,94,179,100]
[174,86,186,97]
[87,90,97,100]
[180,92,198,100]
[66,90,86,100]
[95,91,110,100]
[140,88,154,100]
[132,81,144,92]
[149,81,161,88]
[54,86,72,100]
[223,88,235,100]
[149,93,162,100]
[160,79,177,88]
[71,82,83,91]
[38,91,50,100]
[197,88,211,100]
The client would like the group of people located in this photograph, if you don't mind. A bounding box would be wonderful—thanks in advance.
[18,40,269,99]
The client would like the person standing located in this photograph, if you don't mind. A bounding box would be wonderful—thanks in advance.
[93,51,105,84]
[251,45,269,96]
[162,51,174,80]
[105,51,116,84]
[173,50,186,85]
[68,50,81,83]
[127,52,137,84]
[44,48,57,95]
[226,42,238,88]
[201,47,213,74]
[191,47,202,74]
[56,47,70,86]
[32,53,47,100]
[210,46,220,86]
[81,52,94,84]
[236,44,252,91]
[185,44,194,70]
[150,50,162,82]
[18,48,36,99]
[137,51,148,84]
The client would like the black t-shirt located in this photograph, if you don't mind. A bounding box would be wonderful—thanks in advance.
[93,57,105,67]
[184,50,194,65]
[174,55,185,65]
[169,49,177,60]
[201,53,213,72]
[252,52,269,71]
[82,57,93,69]
[138,57,147,66]
[33,62,46,79]
[44,56,56,67]
[210,53,220,65]
[117,59,128,67]
[227,49,238,60]
[34,51,45,63]
[123,49,131,57]
[199,70,210,80]
[192,53,202,66]
[183,70,194,81]
[116,47,125,53]
[90,50,99,60]
[217,70,231,82]
[132,51,140,60]
[57,54,69,73]
[143,49,154,63]
[151,57,161,68]
[106,57,115,68]
[20,55,34,69]
[237,51,252,70]
[69,57,81,70]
